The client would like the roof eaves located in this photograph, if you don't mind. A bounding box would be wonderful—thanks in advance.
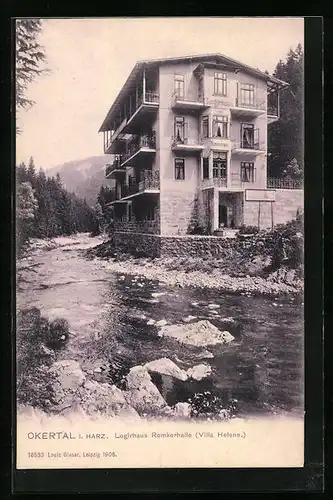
[98,53,289,132]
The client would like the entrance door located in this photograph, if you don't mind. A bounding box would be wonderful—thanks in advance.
[219,205,227,227]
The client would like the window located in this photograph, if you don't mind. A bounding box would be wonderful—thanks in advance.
[213,116,228,138]
[203,158,209,179]
[213,152,227,179]
[241,123,254,148]
[241,162,255,182]
[174,74,185,99]
[175,158,185,180]
[174,116,186,142]
[202,115,209,138]
[239,83,255,106]
[214,72,227,96]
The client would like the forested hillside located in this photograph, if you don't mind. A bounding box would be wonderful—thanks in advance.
[46,155,111,206]
[16,157,97,252]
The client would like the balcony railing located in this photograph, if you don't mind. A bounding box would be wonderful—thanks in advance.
[104,189,117,204]
[267,177,303,189]
[138,91,159,106]
[121,170,160,199]
[267,105,279,116]
[201,177,228,189]
[104,92,159,152]
[172,91,207,107]
[139,170,160,191]
[232,129,265,152]
[231,171,256,186]
[234,98,266,111]
[105,156,125,177]
[232,140,265,151]
[121,134,156,166]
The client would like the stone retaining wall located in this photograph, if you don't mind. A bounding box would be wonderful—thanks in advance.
[160,235,236,258]
[113,232,161,258]
[112,232,240,258]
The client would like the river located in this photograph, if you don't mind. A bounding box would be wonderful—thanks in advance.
[17,233,304,419]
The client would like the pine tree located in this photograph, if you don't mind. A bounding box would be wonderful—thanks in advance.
[16,19,47,112]
[268,44,304,178]
[16,181,38,251]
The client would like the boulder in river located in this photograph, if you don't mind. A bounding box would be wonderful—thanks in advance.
[155,319,168,327]
[123,366,168,414]
[187,364,212,381]
[159,320,235,347]
[49,360,86,391]
[77,379,139,419]
[182,315,197,323]
[172,402,191,418]
[144,358,188,381]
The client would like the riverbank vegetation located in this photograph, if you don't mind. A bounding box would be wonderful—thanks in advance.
[16,308,70,410]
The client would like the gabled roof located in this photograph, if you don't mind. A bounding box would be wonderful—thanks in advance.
[98,53,289,132]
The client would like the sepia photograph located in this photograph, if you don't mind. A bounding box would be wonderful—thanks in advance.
[15,17,305,469]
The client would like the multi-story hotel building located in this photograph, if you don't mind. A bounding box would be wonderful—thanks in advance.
[99,53,303,244]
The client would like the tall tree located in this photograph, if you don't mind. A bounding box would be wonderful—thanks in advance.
[268,43,304,178]
[16,181,38,251]
[16,19,47,132]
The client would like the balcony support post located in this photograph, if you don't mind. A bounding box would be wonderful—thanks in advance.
[213,189,219,231]
[143,66,146,102]
[277,91,280,118]
[209,151,213,180]
[227,152,231,189]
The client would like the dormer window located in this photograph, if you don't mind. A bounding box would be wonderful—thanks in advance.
[214,72,227,96]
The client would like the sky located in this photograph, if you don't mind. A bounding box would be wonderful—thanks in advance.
[16,17,304,170]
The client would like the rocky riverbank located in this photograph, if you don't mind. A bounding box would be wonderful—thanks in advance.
[86,243,303,296]
[17,319,237,422]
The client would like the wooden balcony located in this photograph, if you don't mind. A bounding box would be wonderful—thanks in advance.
[105,156,126,178]
[230,98,266,118]
[125,91,159,134]
[120,134,156,167]
[231,130,265,156]
[200,177,228,190]
[103,91,159,153]
[171,135,205,152]
[171,91,209,111]
[120,170,160,201]
[267,104,279,124]
[230,172,257,188]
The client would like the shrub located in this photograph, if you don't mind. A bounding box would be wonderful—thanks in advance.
[16,308,70,410]
[187,222,207,235]
[188,391,238,420]
[238,225,260,235]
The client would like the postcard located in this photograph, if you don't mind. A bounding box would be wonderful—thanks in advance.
[15,16,305,470]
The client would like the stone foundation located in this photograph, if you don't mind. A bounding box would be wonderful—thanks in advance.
[112,232,161,258]
[112,232,240,258]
